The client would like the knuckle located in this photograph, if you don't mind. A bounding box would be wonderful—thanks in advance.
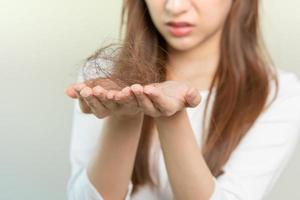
[163,109,174,117]
[95,114,106,119]
[79,104,91,113]
[81,109,91,114]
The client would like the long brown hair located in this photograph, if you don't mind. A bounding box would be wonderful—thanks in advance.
[81,0,279,196]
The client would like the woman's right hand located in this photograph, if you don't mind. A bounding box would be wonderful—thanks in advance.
[65,82,151,119]
[65,82,92,114]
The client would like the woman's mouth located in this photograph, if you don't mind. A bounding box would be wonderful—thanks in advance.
[166,22,194,37]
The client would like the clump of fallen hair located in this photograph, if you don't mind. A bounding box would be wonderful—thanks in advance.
[80,39,168,91]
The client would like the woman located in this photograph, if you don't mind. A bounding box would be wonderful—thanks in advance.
[65,0,300,199]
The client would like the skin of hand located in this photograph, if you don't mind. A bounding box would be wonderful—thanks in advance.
[65,80,202,118]
[65,78,122,114]
[65,82,92,114]
[65,82,144,119]
[142,81,201,117]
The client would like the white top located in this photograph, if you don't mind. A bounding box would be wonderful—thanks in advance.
[67,67,300,200]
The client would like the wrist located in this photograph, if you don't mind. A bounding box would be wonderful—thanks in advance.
[155,108,186,121]
[111,111,144,122]
[106,112,144,137]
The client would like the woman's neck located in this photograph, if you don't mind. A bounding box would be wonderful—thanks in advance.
[165,31,221,91]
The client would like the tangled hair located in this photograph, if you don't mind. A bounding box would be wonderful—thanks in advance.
[80,0,279,196]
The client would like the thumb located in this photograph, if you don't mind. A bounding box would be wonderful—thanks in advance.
[184,88,201,107]
[65,86,78,99]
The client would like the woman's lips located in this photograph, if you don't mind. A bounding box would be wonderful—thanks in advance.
[167,24,194,37]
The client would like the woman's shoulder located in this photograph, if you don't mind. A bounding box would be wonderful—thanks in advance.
[266,68,300,106]
[261,67,300,122]
[276,68,300,97]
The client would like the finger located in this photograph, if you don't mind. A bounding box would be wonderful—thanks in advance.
[65,82,87,98]
[73,83,87,100]
[115,86,138,106]
[65,85,77,99]
[185,88,202,107]
[93,86,120,114]
[144,85,172,115]
[131,84,160,116]
[92,86,117,110]
[92,85,109,109]
[81,87,110,118]
[74,85,92,113]
[74,83,87,92]
[101,89,120,111]
[79,87,97,113]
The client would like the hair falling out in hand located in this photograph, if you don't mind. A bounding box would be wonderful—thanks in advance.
[80,0,279,195]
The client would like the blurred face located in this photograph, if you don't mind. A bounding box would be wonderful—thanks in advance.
[144,0,232,51]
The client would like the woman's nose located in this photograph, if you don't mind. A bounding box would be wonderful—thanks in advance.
[165,0,190,16]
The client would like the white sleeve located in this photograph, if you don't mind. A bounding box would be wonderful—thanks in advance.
[209,85,300,200]
[67,72,134,200]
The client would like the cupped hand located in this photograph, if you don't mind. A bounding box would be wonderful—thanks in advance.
[64,78,124,115]
[66,83,144,119]
[65,80,201,119]
[131,81,202,117]
[65,82,92,113]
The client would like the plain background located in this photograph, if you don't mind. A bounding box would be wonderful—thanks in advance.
[0,0,299,199]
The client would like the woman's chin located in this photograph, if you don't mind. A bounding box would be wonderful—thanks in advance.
[166,38,197,52]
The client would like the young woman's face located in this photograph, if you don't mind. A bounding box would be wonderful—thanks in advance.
[144,0,232,51]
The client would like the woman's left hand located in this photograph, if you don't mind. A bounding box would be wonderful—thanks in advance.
[129,80,202,117]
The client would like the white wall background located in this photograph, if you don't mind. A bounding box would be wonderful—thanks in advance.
[0,0,299,199]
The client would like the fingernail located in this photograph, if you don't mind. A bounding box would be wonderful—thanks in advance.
[81,89,92,98]
[144,87,153,94]
[107,91,114,99]
[93,87,102,95]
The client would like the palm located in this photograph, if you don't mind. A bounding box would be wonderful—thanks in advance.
[144,80,201,116]
[156,81,190,106]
